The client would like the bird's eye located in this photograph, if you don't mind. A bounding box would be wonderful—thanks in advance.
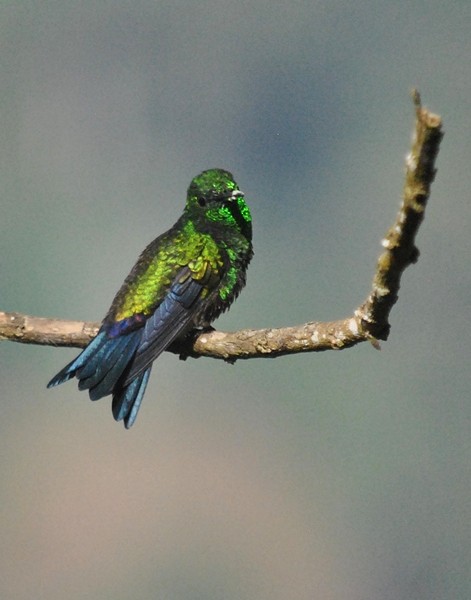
[197,196,206,207]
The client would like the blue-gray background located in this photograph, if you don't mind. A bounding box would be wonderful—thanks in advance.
[1,2,470,599]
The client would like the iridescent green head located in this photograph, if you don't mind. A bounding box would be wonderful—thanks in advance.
[186,169,252,241]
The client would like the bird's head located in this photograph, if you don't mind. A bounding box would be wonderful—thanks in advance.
[185,168,252,241]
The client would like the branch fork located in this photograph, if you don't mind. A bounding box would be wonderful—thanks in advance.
[0,92,444,361]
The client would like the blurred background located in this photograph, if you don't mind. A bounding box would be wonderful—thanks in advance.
[1,2,470,599]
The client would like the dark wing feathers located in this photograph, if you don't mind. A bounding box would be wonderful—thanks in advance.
[124,273,204,384]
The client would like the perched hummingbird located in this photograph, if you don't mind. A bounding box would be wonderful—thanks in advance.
[48,169,253,428]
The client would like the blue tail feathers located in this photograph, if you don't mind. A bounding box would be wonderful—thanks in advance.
[47,329,149,427]
[112,367,152,429]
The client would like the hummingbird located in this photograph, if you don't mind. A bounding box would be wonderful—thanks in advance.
[48,169,253,428]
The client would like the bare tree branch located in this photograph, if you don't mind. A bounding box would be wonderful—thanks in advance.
[0,91,443,361]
